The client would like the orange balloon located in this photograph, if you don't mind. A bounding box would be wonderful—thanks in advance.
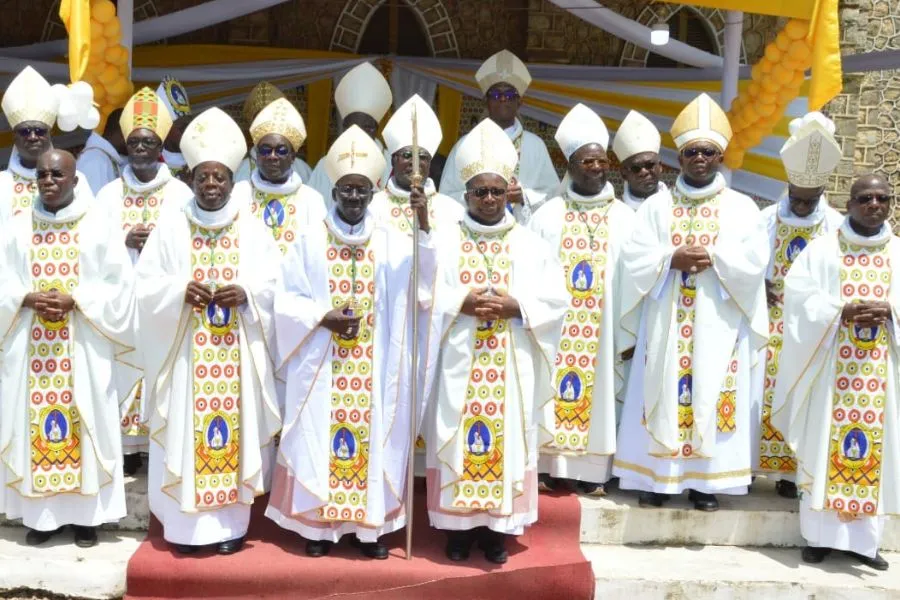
[788,71,806,89]
[777,88,799,105]
[773,64,794,86]
[741,104,760,123]
[748,82,762,98]
[93,85,107,103]
[90,35,108,55]
[785,19,810,41]
[90,19,105,40]
[723,149,745,169]
[751,64,765,82]
[104,19,121,39]
[92,0,116,24]
[98,64,118,84]
[775,32,791,52]
[761,77,781,93]
[761,60,774,74]
[756,103,777,117]
[758,91,776,105]
[788,40,811,61]
[743,129,764,148]
[764,43,782,63]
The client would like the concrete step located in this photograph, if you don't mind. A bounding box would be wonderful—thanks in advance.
[0,526,142,600]
[579,477,900,551]
[587,544,900,600]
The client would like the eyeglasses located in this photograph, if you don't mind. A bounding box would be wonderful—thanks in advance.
[681,147,720,159]
[127,137,161,150]
[853,194,892,205]
[15,126,49,138]
[580,157,608,168]
[487,89,520,103]
[628,160,660,174]
[469,187,506,198]
[399,150,430,161]
[336,184,373,197]
[258,145,292,157]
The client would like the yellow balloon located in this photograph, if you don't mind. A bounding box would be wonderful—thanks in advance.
[748,82,761,98]
[775,32,791,52]
[743,129,764,148]
[761,77,781,93]
[724,151,744,170]
[773,64,793,86]
[92,0,117,25]
[764,44,782,64]
[741,104,760,123]
[758,91,776,105]
[93,85,106,103]
[89,36,108,58]
[756,103,777,117]
[788,71,806,89]
[98,64,118,84]
[785,19,810,41]
[788,40,812,62]
[751,64,765,82]
[104,19,121,39]
[90,20,105,40]
[777,88,798,105]
[761,60,773,74]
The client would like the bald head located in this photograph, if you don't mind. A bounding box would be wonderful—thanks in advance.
[36,150,78,213]
[850,173,890,198]
[847,173,892,236]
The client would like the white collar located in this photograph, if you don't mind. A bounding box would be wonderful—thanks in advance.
[503,119,523,141]
[566,180,615,206]
[85,132,127,165]
[325,206,374,245]
[386,177,436,198]
[675,172,726,200]
[33,183,90,224]
[251,168,302,195]
[162,149,187,168]
[8,147,36,180]
[185,195,241,229]
[840,218,892,247]
[463,210,515,235]
[775,189,828,227]
[622,181,666,211]
[122,163,172,193]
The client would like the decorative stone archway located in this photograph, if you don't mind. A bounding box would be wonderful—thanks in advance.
[619,4,747,67]
[330,0,460,57]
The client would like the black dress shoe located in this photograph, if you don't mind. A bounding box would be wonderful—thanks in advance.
[305,539,332,557]
[216,536,245,555]
[845,550,889,571]
[25,526,64,546]
[72,525,98,548]
[688,490,719,512]
[801,545,831,564]
[775,480,798,499]
[445,530,473,561]
[172,543,199,554]
[638,491,668,507]
[123,453,143,476]
[478,530,508,565]
[358,540,389,560]
[578,481,606,497]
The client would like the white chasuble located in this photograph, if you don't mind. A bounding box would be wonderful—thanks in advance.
[96,165,193,453]
[266,210,440,543]
[370,177,464,237]
[0,187,134,531]
[0,150,39,224]
[137,197,281,546]
[756,197,843,479]
[773,221,900,557]
[530,183,635,483]
[426,213,567,535]
[247,170,327,256]
[612,174,768,495]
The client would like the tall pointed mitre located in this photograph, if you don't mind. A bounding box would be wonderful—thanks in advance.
[119,87,174,141]
[554,103,609,160]
[2,66,59,128]
[249,98,307,151]
[181,107,247,173]
[669,93,732,152]
[780,112,842,188]
[156,76,191,121]
[456,118,519,184]
[382,94,442,157]
[325,125,387,186]
[242,81,284,125]
[612,110,662,162]
[475,50,531,96]
[334,62,392,122]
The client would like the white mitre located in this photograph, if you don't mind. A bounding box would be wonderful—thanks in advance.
[2,66,59,128]
[456,118,519,184]
[325,125,387,186]
[670,93,733,152]
[181,107,247,173]
[382,94,442,157]
[555,103,610,160]
[780,112,842,188]
[334,62,392,122]
[612,110,662,162]
[250,97,307,151]
[476,50,531,96]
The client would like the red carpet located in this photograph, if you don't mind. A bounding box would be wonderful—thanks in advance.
[125,482,594,600]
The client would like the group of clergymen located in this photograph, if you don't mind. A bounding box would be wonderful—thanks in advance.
[0,49,895,572]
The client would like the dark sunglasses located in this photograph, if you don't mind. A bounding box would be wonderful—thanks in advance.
[127,137,161,150]
[853,194,892,205]
[580,157,608,168]
[628,160,660,174]
[399,150,430,161]
[487,89,519,102]
[337,184,373,197]
[15,126,49,138]
[469,187,506,198]
[681,147,720,159]
[259,145,291,157]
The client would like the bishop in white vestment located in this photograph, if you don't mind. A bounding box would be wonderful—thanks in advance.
[612,110,668,212]
[426,118,567,564]
[531,104,635,496]
[612,94,769,512]
[76,123,127,196]
[306,63,394,201]
[266,126,440,559]
[772,174,896,571]
[95,87,193,473]
[0,150,134,548]
[136,108,282,555]
[755,112,844,499]
[439,50,559,225]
